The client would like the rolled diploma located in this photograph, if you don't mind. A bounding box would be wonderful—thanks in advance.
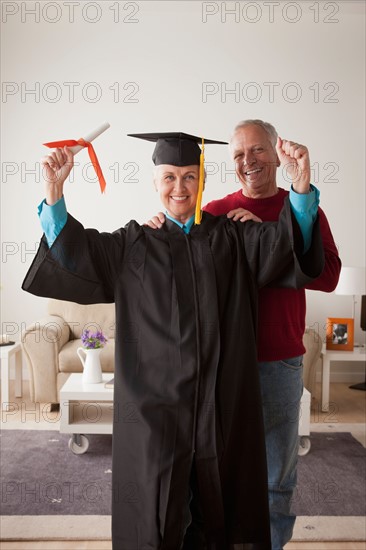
[68,121,110,155]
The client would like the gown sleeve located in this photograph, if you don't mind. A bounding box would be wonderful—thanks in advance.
[22,214,126,304]
[304,207,341,291]
[237,195,325,289]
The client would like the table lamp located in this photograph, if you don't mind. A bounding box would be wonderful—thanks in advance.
[335,266,366,390]
[335,266,366,319]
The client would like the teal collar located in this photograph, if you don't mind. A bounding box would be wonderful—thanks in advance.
[165,212,195,234]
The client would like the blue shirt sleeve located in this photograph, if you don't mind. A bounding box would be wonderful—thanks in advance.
[38,196,68,247]
[289,184,319,253]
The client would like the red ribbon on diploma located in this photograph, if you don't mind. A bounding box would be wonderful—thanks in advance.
[43,137,107,193]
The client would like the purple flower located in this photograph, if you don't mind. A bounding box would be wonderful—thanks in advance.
[81,329,108,349]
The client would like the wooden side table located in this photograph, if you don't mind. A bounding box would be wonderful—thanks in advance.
[0,342,23,411]
[320,345,366,412]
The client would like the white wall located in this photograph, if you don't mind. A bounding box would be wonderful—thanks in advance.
[1,1,365,380]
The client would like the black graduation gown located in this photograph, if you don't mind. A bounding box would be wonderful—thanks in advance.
[22,199,324,550]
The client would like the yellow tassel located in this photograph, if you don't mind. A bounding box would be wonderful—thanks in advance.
[195,138,205,224]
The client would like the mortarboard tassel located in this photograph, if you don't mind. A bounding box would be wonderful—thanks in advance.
[43,137,107,193]
[195,137,205,224]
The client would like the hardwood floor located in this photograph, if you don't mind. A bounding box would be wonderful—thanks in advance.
[310,381,366,424]
[286,544,366,549]
[1,381,365,550]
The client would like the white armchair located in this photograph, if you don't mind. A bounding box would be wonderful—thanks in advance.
[22,299,115,404]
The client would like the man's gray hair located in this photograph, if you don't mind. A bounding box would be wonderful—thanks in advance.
[231,119,278,149]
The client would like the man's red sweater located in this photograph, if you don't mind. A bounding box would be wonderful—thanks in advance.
[203,188,341,362]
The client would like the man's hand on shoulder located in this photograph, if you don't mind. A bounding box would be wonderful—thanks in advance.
[227,208,262,223]
[145,212,166,229]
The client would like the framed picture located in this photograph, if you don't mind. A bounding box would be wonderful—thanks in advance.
[326,318,354,351]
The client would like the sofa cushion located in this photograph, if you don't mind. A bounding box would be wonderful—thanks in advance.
[59,339,115,373]
[48,299,115,339]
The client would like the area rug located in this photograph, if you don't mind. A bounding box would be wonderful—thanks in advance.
[292,432,365,516]
[1,430,365,541]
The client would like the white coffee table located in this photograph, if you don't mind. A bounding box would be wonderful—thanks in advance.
[0,342,23,411]
[59,374,312,455]
[60,372,114,454]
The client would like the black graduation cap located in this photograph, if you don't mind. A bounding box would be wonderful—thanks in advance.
[127,132,227,167]
[127,132,228,224]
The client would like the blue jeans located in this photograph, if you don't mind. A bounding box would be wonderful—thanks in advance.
[259,356,304,550]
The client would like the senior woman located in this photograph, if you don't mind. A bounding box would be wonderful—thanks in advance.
[22,132,323,550]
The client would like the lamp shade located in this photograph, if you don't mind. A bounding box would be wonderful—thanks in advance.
[335,267,366,296]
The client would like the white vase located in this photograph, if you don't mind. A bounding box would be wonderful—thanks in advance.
[77,347,103,384]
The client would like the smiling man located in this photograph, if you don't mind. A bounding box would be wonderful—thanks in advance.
[230,122,280,199]
[203,121,341,550]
